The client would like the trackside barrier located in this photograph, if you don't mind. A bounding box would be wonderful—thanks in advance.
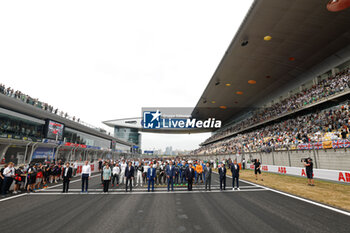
[247,163,350,183]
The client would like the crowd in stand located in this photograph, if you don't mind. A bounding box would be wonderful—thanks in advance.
[193,102,350,155]
[0,83,81,122]
[203,68,350,144]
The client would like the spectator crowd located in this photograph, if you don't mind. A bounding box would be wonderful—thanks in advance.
[202,68,350,145]
[193,102,350,155]
[0,83,86,125]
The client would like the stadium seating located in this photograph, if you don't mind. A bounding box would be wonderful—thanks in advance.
[194,87,350,155]
[199,68,350,148]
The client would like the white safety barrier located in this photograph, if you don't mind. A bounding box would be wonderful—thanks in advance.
[247,163,350,183]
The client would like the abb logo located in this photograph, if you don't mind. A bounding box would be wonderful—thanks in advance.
[91,164,95,171]
[76,165,82,174]
[262,166,268,171]
[338,172,350,182]
[301,169,314,177]
[250,165,255,169]
[278,167,286,174]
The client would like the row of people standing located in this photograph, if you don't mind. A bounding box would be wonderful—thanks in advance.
[59,158,244,194]
[97,159,241,193]
[1,161,80,196]
[218,160,241,191]
[99,159,212,191]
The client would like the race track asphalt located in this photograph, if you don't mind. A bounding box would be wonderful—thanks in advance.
[0,173,349,233]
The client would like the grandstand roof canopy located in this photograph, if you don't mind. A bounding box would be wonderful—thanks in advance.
[193,0,350,125]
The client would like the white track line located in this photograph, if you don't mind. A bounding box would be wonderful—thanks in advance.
[212,171,350,216]
[41,185,260,192]
[6,171,350,217]
[0,174,100,202]
[0,193,27,202]
[240,179,350,217]
[28,189,268,195]
[40,174,100,191]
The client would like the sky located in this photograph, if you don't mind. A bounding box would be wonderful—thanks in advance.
[0,0,253,151]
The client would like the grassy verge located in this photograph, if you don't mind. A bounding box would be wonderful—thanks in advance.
[215,168,350,211]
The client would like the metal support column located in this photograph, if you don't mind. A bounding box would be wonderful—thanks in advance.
[28,142,39,163]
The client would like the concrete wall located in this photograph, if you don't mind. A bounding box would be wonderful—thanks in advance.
[196,148,350,171]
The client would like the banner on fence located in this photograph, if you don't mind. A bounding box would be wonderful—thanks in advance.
[247,163,350,183]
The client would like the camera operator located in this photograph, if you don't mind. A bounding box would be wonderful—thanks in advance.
[303,158,314,186]
[253,159,263,181]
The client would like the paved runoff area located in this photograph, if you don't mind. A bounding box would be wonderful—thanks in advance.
[1,173,349,233]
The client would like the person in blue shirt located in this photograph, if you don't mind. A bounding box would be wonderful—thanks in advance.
[180,162,187,185]
[174,165,180,185]
[147,165,156,192]
[176,161,182,185]
[202,161,206,183]
[165,161,176,191]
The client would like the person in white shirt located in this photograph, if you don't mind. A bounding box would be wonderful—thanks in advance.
[112,164,120,187]
[81,161,91,193]
[119,160,127,185]
[136,162,144,187]
[1,162,15,196]
[143,162,149,184]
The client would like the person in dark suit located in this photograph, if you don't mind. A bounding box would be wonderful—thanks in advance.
[185,163,195,191]
[147,166,156,192]
[166,161,176,191]
[62,162,73,193]
[125,162,134,192]
[204,162,212,191]
[219,163,226,191]
[231,160,240,190]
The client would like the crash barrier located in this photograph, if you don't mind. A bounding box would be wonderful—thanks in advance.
[247,163,350,183]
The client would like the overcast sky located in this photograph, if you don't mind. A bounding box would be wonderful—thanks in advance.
[0,0,253,151]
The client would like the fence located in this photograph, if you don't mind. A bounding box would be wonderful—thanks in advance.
[195,147,350,171]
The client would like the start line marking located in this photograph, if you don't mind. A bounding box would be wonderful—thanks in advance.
[41,186,260,192]
[28,189,268,195]
[3,171,350,217]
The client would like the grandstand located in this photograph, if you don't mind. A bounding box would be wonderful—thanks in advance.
[192,0,350,172]
[0,92,137,165]
[0,83,107,133]
[194,67,350,153]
